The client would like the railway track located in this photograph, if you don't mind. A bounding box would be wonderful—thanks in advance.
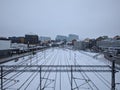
[0,48,119,90]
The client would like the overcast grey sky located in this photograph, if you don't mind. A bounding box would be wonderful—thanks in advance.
[0,0,120,39]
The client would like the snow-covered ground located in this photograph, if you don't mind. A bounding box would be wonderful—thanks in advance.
[1,47,120,90]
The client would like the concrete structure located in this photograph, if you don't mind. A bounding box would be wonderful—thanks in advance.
[55,35,67,41]
[68,34,79,41]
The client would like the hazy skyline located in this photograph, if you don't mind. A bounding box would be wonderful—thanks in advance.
[0,0,120,39]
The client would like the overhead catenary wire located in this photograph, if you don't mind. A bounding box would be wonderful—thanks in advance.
[78,50,112,89]
[3,49,52,89]
[17,49,53,90]
[0,47,116,90]
[64,53,79,90]
[66,50,92,90]
[36,49,59,90]
[3,51,45,87]
[24,72,39,90]
[69,50,98,90]
[41,52,58,90]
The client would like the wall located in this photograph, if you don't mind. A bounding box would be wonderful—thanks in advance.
[0,40,11,50]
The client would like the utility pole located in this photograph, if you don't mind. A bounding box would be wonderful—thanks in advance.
[71,66,73,90]
[69,50,71,60]
[111,59,115,90]
[40,66,42,90]
[74,53,76,66]
[1,67,3,90]
[44,49,46,59]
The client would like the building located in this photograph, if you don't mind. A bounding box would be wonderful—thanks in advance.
[55,35,67,41]
[25,34,39,45]
[39,36,51,42]
[0,39,12,58]
[96,39,120,50]
[68,34,79,42]
[83,38,96,49]
[9,37,25,43]
[113,35,120,40]
[9,37,19,43]
[0,39,11,50]
[18,37,25,43]
[74,41,89,50]
[96,36,108,41]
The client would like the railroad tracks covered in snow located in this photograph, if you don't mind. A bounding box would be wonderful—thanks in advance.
[0,48,119,90]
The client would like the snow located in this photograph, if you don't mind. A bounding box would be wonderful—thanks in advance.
[1,47,120,90]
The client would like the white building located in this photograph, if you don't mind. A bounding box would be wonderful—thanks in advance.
[0,39,12,58]
[0,39,11,50]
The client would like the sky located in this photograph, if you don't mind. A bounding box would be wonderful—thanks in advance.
[0,0,120,39]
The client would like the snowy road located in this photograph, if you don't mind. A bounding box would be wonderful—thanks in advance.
[1,47,120,90]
